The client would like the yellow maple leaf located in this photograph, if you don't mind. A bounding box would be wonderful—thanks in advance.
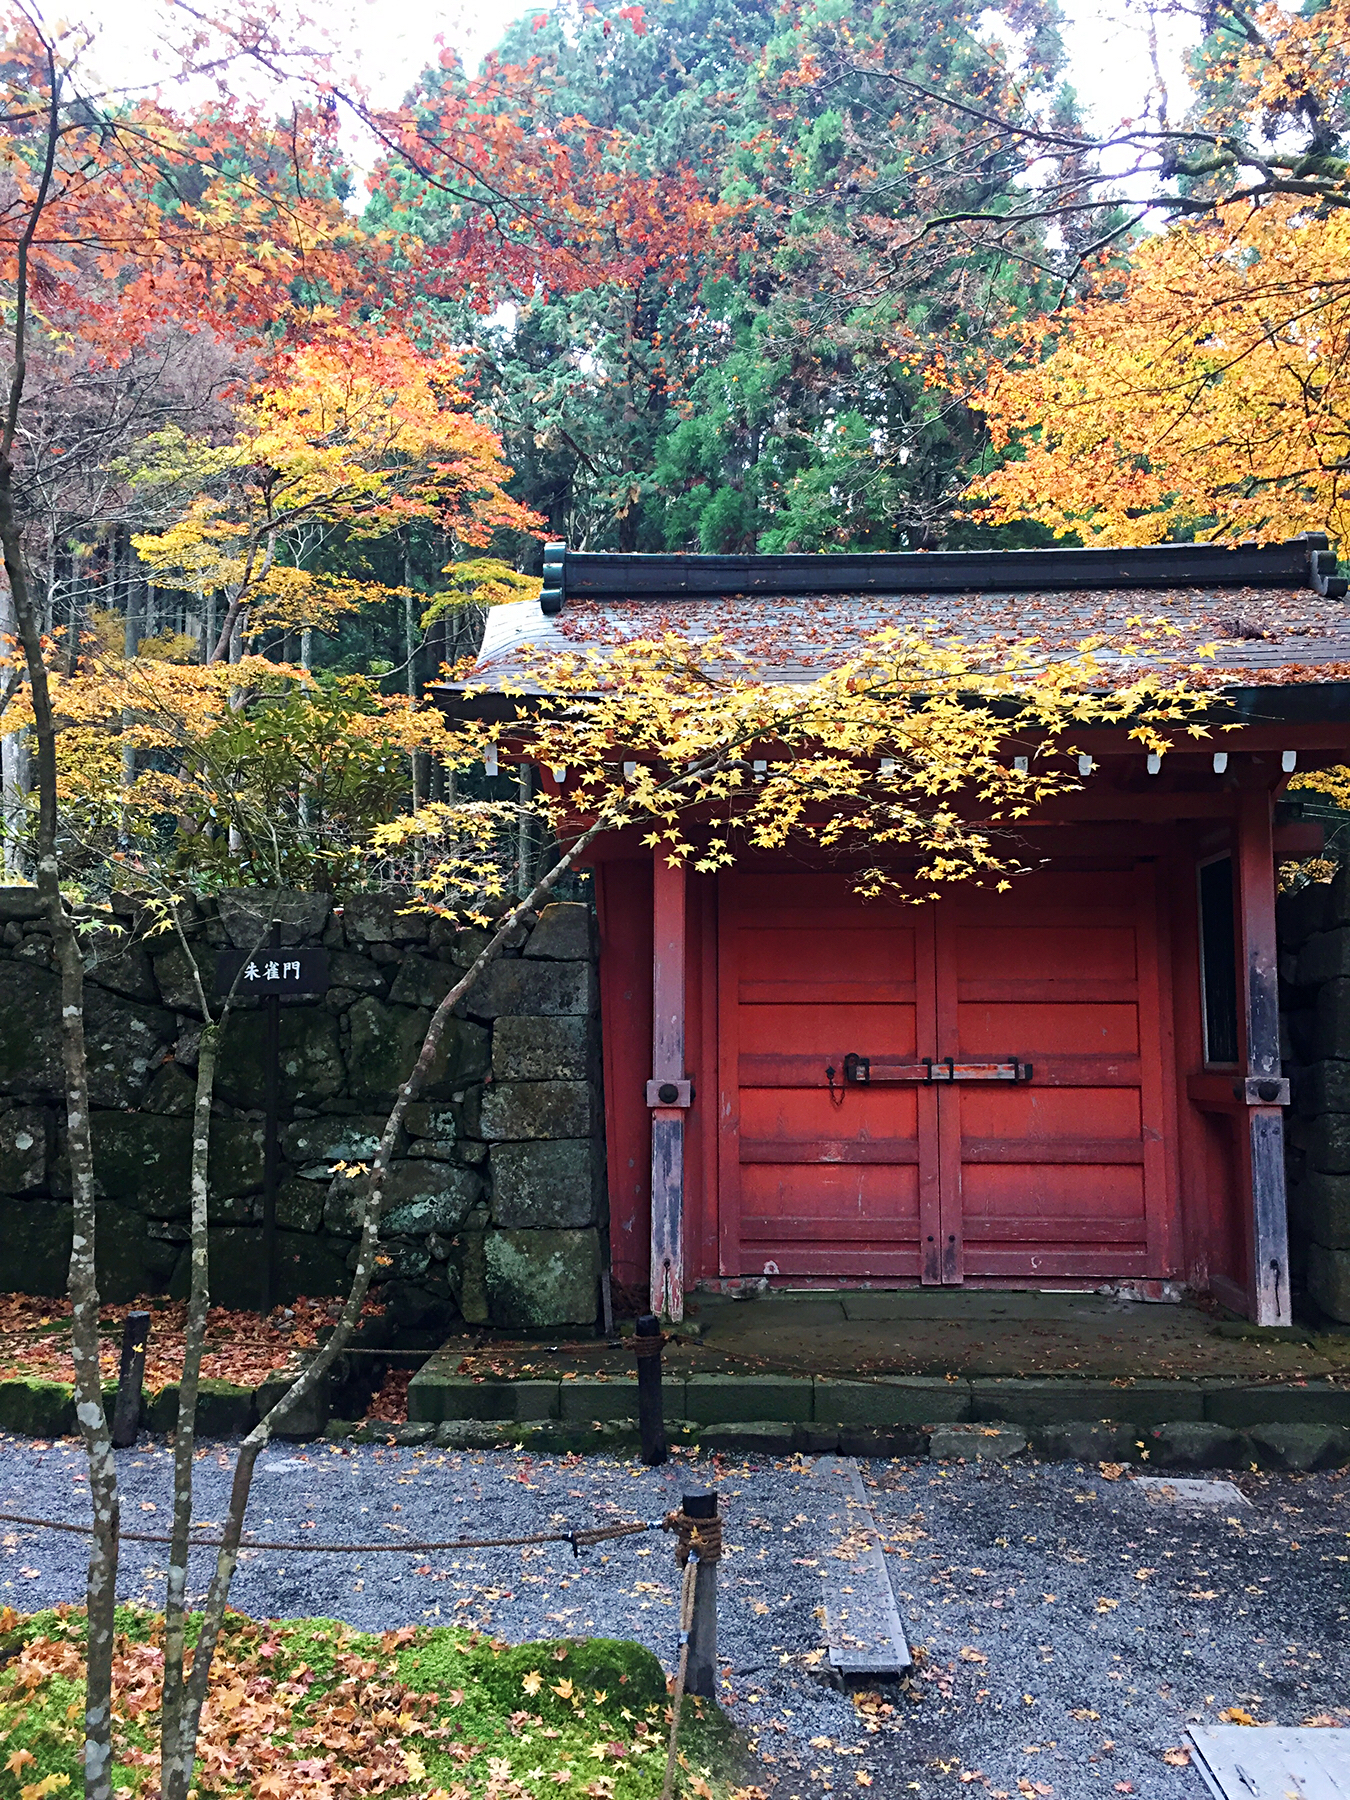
[522,1670,543,1697]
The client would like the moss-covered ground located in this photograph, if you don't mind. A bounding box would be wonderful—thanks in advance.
[0,1606,751,1800]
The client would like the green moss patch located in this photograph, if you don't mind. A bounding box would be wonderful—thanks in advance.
[0,1607,739,1800]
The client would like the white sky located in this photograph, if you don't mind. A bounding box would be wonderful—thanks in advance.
[66,0,1200,175]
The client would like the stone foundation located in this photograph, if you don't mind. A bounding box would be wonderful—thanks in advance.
[1279,868,1350,1321]
[0,889,605,1339]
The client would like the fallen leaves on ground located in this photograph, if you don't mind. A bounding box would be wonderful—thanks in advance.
[0,1606,720,1800]
[1218,1707,1259,1726]
[364,1367,411,1423]
[0,1293,384,1392]
[1161,1748,1191,1767]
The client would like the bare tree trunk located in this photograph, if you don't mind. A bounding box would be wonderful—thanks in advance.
[160,961,218,1781]
[0,484,119,1800]
[0,575,29,875]
[120,531,139,845]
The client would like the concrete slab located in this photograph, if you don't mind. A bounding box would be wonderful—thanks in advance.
[813,1456,910,1678]
[1188,1725,1350,1799]
[1130,1476,1249,1507]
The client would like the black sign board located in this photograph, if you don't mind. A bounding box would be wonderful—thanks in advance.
[215,946,329,998]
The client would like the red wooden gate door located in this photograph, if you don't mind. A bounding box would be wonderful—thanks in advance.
[716,867,1174,1284]
[717,874,938,1279]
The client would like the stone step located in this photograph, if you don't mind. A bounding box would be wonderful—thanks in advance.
[404,1358,1350,1432]
[325,1414,1350,1469]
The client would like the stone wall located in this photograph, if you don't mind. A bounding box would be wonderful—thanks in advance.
[1279,868,1350,1322]
[0,888,605,1341]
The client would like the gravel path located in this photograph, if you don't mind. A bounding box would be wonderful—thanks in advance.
[1,1436,1347,1798]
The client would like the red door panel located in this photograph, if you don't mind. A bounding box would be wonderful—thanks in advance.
[937,869,1168,1282]
[718,875,937,1279]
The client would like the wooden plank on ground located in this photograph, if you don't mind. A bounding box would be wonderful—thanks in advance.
[1188,1726,1350,1799]
[813,1456,910,1678]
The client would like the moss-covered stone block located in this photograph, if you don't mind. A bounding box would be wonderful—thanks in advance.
[1029,1420,1142,1463]
[972,1377,1203,1427]
[0,1107,45,1192]
[557,1377,642,1423]
[276,1176,324,1233]
[522,903,593,962]
[380,1161,483,1235]
[0,1199,72,1294]
[0,962,64,1096]
[368,1238,431,1281]
[346,999,487,1104]
[686,1374,811,1424]
[149,940,217,1012]
[96,1202,174,1302]
[326,952,386,994]
[490,1139,600,1229]
[89,1114,193,1217]
[143,1063,196,1116]
[146,1380,256,1436]
[480,1080,593,1141]
[815,1376,971,1425]
[169,1225,349,1308]
[218,889,330,947]
[83,932,158,1004]
[1203,1381,1350,1427]
[1296,927,1350,987]
[1311,981,1350,1060]
[1308,1241,1350,1322]
[0,1378,76,1436]
[341,892,428,944]
[491,1016,591,1082]
[0,964,173,1107]
[281,1116,390,1174]
[466,961,596,1020]
[210,1119,268,1200]
[216,1010,345,1109]
[387,954,455,1008]
[483,1227,600,1328]
[1144,1421,1250,1467]
[1301,1170,1350,1248]
[322,1160,481,1238]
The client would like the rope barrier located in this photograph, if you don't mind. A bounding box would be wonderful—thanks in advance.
[0,1510,658,1557]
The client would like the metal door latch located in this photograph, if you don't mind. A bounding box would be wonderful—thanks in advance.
[834,1055,1033,1085]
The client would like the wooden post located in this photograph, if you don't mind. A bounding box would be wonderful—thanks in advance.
[261,920,282,1315]
[683,1489,718,1698]
[634,1312,667,1466]
[649,856,689,1321]
[111,1310,150,1449]
[1236,787,1292,1326]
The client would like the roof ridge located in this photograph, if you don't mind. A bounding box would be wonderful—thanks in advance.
[538,535,1345,615]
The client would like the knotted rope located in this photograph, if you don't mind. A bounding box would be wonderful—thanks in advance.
[662,1506,722,1568]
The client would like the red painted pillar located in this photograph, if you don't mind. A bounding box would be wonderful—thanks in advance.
[1235,787,1292,1326]
[648,854,690,1320]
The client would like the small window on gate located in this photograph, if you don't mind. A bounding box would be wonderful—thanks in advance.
[1198,854,1239,1066]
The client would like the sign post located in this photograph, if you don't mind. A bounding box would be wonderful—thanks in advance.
[215,935,329,1313]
